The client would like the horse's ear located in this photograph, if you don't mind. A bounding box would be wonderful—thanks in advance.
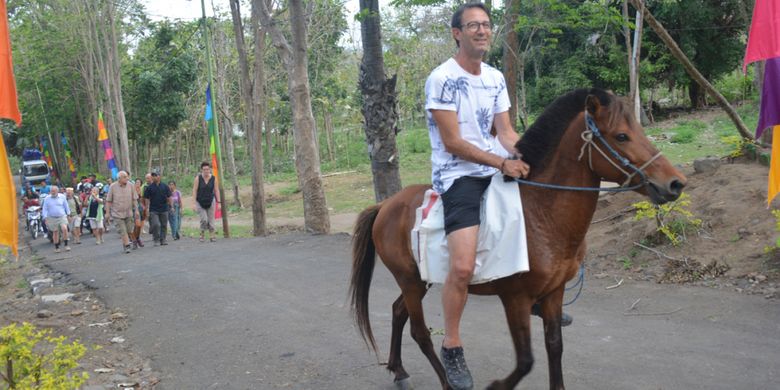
[586,94,601,116]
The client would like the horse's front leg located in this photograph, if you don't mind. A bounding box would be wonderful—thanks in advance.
[540,287,566,390]
[488,293,534,390]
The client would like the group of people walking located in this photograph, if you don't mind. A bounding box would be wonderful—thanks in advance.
[27,162,220,254]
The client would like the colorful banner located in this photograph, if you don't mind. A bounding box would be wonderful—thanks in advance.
[743,0,780,73]
[205,84,220,180]
[205,84,224,222]
[0,0,19,256]
[97,112,119,179]
[40,136,57,179]
[762,59,780,205]
[61,132,77,180]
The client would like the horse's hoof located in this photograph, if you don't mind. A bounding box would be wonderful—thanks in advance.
[394,377,413,390]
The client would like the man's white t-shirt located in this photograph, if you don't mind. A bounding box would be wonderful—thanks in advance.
[425,58,511,194]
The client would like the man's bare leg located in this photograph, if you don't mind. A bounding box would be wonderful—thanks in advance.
[442,225,479,348]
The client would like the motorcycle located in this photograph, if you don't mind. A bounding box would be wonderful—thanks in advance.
[26,205,44,239]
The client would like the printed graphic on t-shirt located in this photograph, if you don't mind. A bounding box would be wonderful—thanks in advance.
[425,58,511,193]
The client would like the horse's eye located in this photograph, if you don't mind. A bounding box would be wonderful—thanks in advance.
[615,133,629,142]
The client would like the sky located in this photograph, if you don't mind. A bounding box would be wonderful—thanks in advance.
[140,0,365,48]
[141,0,362,21]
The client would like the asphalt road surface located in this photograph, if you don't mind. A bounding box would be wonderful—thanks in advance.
[33,232,779,389]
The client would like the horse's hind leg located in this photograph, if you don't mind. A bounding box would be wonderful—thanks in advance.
[387,294,411,388]
[488,293,534,390]
[401,281,450,389]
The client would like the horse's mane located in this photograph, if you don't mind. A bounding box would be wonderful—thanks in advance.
[515,88,631,174]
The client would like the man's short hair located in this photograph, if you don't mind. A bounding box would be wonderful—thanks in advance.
[151,172,159,177]
[451,2,491,47]
[201,162,211,169]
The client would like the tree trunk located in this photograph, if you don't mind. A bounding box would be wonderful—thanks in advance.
[256,9,270,182]
[624,1,644,122]
[688,82,707,109]
[159,139,165,175]
[629,0,752,139]
[235,0,268,235]
[175,133,181,176]
[265,119,273,174]
[503,0,520,128]
[212,23,242,210]
[632,8,644,123]
[358,0,402,202]
[755,60,765,97]
[324,109,335,161]
[259,0,330,233]
[146,142,153,173]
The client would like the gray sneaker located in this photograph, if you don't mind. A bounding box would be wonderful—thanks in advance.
[440,346,473,390]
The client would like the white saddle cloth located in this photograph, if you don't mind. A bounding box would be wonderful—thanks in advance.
[411,173,530,284]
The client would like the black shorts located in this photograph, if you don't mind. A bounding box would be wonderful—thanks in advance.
[441,176,491,235]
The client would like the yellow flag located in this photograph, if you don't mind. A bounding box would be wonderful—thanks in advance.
[769,126,780,206]
[0,134,18,257]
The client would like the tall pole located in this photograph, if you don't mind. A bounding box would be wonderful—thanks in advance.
[34,82,62,184]
[200,0,230,237]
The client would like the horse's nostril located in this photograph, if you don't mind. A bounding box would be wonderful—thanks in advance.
[669,179,685,195]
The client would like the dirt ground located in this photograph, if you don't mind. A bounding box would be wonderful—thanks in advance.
[0,246,159,388]
[586,158,779,298]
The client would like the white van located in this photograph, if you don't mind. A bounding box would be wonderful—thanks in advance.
[22,159,50,186]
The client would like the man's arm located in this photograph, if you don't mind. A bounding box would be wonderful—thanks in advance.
[431,109,529,178]
[492,111,530,178]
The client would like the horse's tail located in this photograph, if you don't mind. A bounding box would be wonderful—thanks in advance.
[349,203,382,353]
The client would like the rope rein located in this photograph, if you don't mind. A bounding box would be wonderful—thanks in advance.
[514,111,663,192]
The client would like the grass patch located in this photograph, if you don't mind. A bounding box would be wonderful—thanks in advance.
[16,278,29,290]
[670,120,706,144]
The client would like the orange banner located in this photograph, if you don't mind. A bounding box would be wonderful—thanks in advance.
[0,0,19,257]
[0,0,21,126]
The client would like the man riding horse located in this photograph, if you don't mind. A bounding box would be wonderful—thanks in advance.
[350,2,686,389]
[426,3,570,389]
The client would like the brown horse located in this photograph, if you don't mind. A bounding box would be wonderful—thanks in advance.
[349,88,686,390]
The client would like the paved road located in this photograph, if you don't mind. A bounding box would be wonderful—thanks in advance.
[33,233,779,389]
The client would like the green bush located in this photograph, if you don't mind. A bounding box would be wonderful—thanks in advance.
[713,69,757,103]
[0,322,89,389]
[633,193,702,246]
[397,127,431,155]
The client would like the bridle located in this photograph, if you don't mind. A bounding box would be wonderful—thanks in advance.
[513,111,663,192]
